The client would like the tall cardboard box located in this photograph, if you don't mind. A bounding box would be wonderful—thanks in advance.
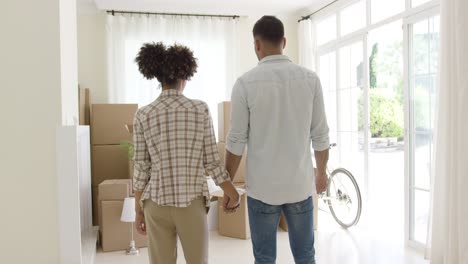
[218,102,231,142]
[217,142,246,183]
[91,104,138,145]
[92,145,130,186]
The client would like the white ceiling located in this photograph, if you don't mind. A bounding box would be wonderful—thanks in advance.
[86,0,328,16]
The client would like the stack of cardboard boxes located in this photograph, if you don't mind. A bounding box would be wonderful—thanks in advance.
[90,104,137,225]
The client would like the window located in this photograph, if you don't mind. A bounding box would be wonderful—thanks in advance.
[312,0,440,248]
[409,15,440,244]
[317,15,337,45]
[319,52,338,149]
[123,37,230,140]
[340,0,366,36]
[412,0,432,7]
[337,41,365,185]
[371,0,405,23]
[107,15,239,140]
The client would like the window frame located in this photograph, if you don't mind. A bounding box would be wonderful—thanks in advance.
[311,0,440,250]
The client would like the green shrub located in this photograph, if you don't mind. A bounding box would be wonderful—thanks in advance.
[370,90,404,138]
[359,89,404,138]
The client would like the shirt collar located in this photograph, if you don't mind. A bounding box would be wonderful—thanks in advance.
[258,55,291,65]
[160,89,182,97]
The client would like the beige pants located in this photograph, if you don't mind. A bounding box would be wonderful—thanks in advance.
[143,197,208,264]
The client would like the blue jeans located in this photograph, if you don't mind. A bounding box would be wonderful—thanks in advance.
[247,196,316,264]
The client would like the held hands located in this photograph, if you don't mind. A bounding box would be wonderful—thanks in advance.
[315,170,329,194]
[222,192,241,214]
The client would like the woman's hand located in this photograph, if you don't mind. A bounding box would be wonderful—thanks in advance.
[219,181,241,213]
[136,210,146,235]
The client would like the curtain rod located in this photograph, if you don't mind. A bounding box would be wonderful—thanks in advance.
[107,10,240,19]
[298,0,339,22]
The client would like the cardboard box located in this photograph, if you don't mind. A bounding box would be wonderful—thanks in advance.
[278,195,318,231]
[212,184,250,239]
[99,179,131,201]
[92,145,130,186]
[217,194,250,239]
[92,186,99,225]
[101,200,147,252]
[78,87,90,126]
[91,104,137,145]
[218,102,231,142]
[212,184,316,239]
[97,179,132,228]
[279,212,288,231]
[217,142,246,183]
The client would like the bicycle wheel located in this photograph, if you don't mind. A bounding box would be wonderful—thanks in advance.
[326,168,362,228]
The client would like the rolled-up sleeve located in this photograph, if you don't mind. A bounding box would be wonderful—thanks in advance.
[203,104,231,185]
[226,79,249,156]
[310,77,330,151]
[133,112,151,192]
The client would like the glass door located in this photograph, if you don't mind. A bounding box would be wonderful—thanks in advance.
[367,20,405,240]
[318,37,367,197]
[336,39,367,193]
[406,13,440,246]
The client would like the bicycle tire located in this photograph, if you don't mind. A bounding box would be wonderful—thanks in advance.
[326,168,362,228]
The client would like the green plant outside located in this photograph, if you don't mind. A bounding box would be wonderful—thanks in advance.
[358,89,405,138]
[361,41,404,139]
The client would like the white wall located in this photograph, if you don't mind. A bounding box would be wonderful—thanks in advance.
[77,9,108,104]
[0,0,62,263]
[60,0,79,125]
[77,9,299,103]
[0,0,79,263]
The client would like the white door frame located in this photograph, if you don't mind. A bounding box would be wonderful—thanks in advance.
[402,5,440,250]
[317,33,370,199]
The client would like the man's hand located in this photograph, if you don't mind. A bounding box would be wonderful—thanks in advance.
[222,193,240,213]
[315,170,328,194]
[136,210,146,236]
[314,149,329,194]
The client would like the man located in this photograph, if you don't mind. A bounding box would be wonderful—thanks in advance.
[223,16,330,264]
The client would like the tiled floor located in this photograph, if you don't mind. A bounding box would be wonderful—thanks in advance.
[95,210,428,264]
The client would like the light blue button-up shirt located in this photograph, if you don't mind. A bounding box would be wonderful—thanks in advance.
[226,55,329,205]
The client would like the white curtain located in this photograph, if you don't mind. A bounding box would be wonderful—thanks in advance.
[106,14,240,138]
[428,0,468,263]
[298,19,316,71]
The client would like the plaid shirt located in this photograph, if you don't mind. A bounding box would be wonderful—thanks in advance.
[133,89,230,208]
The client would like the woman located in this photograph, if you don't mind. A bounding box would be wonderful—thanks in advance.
[132,42,240,264]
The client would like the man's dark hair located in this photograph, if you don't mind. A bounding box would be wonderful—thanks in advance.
[253,16,284,44]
